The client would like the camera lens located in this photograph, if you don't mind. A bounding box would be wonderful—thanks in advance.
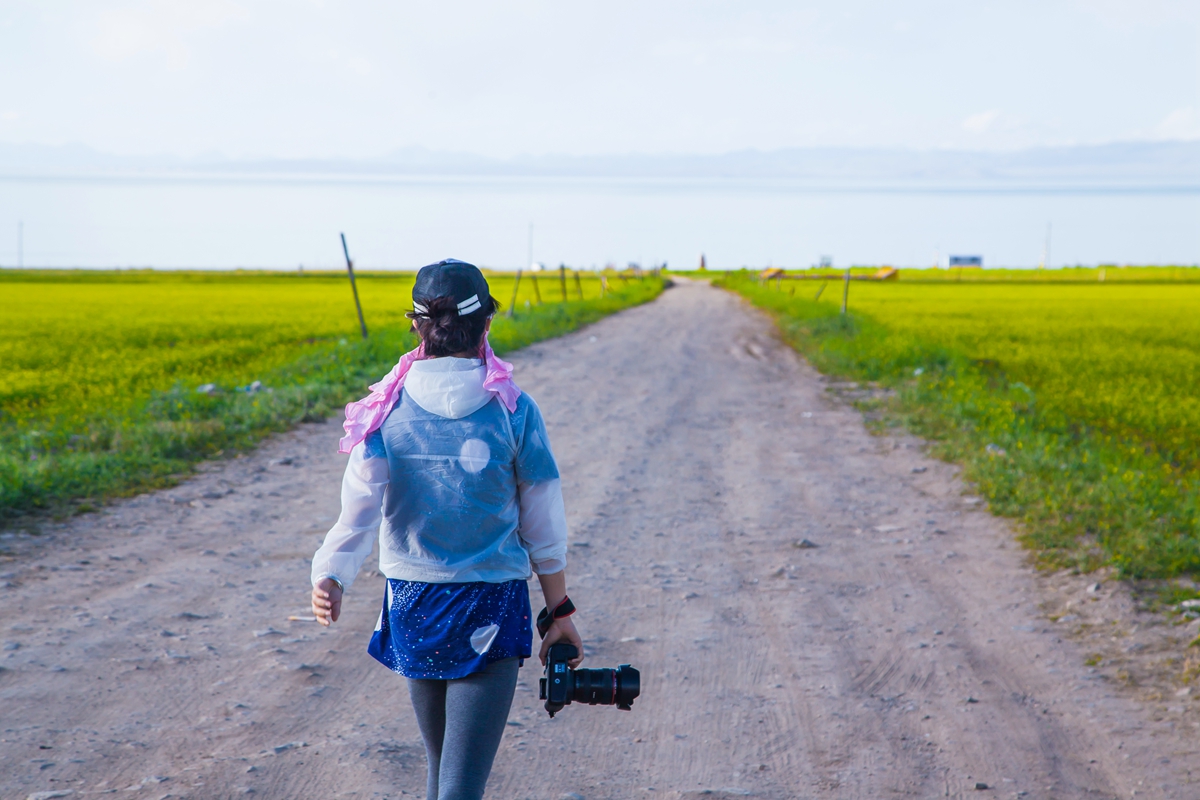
[569,664,640,710]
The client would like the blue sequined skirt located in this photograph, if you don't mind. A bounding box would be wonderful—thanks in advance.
[367,579,533,680]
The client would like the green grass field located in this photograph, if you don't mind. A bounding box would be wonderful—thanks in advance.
[717,269,1200,580]
[0,268,660,522]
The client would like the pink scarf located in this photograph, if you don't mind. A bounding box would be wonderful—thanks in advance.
[337,334,520,454]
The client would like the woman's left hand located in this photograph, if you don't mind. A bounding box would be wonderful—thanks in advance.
[539,616,584,668]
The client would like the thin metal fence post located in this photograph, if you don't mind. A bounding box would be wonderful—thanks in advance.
[507,269,522,317]
[340,232,368,339]
[574,269,584,300]
[841,267,850,315]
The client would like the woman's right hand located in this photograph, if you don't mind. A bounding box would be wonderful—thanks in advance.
[312,578,343,626]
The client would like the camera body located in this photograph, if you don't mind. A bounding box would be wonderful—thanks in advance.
[538,642,641,717]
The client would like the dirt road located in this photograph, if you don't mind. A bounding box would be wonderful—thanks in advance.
[2,279,1194,799]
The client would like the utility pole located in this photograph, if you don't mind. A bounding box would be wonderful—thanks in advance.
[340,233,368,339]
[841,266,850,315]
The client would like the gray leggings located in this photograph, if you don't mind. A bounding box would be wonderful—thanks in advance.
[406,657,519,800]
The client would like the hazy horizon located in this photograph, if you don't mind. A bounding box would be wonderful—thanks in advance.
[5,136,1200,167]
[2,175,1193,271]
[3,139,1199,190]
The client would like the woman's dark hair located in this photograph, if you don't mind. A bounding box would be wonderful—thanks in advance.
[408,295,500,357]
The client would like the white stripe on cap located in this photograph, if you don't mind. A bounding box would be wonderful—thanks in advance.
[413,301,429,314]
[456,294,482,315]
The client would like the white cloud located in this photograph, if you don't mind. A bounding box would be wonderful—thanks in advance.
[320,49,374,79]
[962,109,1001,134]
[652,35,797,64]
[1072,0,1200,29]
[1154,107,1200,140]
[90,0,247,69]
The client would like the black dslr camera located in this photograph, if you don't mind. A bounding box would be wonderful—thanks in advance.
[539,642,641,718]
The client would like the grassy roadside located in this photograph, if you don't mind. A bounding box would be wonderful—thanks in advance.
[1,275,663,523]
[714,271,1200,581]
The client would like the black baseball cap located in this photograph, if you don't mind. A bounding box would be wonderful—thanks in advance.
[412,259,491,316]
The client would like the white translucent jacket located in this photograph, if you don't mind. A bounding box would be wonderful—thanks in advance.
[311,357,568,590]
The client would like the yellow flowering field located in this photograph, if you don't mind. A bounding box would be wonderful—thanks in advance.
[0,269,655,520]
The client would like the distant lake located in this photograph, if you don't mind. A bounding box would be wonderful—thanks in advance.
[0,174,1196,270]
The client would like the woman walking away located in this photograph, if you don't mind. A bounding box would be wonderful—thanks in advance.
[310,259,583,800]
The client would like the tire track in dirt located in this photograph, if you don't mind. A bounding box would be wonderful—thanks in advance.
[1,278,1194,799]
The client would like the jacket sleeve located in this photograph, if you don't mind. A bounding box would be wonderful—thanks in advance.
[512,394,568,575]
[310,433,389,590]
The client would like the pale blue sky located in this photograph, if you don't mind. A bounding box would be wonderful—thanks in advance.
[1,0,1198,160]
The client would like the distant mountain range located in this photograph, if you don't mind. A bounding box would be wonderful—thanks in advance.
[1,141,1197,188]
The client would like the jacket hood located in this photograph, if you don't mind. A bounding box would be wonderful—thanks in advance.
[403,357,493,419]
